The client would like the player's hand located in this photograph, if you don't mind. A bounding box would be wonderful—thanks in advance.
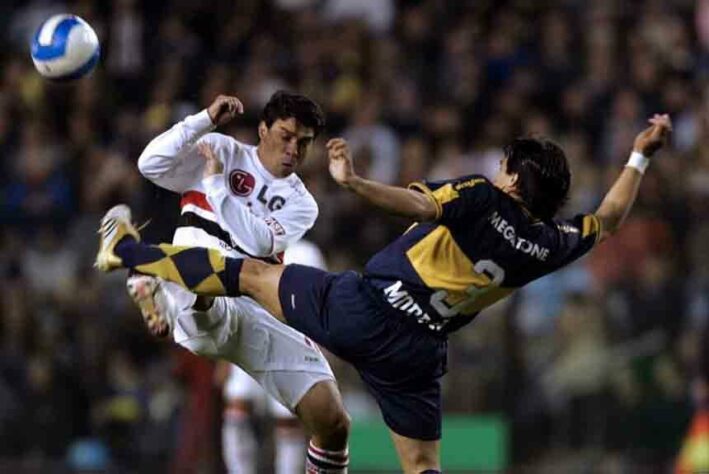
[207,94,244,127]
[326,138,357,188]
[633,114,672,157]
[198,142,224,178]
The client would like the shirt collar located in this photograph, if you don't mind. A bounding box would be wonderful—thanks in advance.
[250,145,278,181]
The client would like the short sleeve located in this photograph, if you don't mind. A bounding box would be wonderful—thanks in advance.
[552,213,602,267]
[408,175,492,224]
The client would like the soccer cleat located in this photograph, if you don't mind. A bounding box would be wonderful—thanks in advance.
[126,274,171,339]
[95,204,140,272]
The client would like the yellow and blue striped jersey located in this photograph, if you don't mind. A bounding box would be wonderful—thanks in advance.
[363,174,601,334]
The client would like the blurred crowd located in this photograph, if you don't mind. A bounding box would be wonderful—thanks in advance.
[0,0,708,471]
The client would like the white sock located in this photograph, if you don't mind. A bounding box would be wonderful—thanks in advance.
[274,426,305,474]
[222,410,257,474]
[305,441,349,473]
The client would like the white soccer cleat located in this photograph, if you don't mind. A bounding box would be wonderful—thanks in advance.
[126,274,171,339]
[95,204,140,272]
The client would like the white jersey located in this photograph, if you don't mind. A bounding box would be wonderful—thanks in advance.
[137,109,318,260]
[134,110,334,412]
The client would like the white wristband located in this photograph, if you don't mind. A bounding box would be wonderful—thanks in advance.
[626,151,649,174]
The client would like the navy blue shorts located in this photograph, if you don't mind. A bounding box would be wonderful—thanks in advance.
[278,264,448,441]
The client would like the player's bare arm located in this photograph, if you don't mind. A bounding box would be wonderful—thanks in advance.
[594,114,672,242]
[327,138,438,221]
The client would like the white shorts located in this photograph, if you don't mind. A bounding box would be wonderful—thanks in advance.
[224,365,299,418]
[160,281,334,412]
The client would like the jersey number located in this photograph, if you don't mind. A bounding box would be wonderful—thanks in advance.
[430,259,505,318]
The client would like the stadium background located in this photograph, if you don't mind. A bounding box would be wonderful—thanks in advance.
[0,0,708,472]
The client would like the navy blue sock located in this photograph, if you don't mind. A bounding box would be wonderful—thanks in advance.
[115,237,243,297]
[115,237,162,268]
[223,257,243,297]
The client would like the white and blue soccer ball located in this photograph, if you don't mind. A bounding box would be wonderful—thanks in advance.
[30,14,100,81]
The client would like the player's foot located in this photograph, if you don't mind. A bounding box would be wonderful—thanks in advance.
[95,204,140,272]
[126,274,171,339]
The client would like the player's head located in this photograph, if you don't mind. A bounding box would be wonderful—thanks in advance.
[494,137,570,220]
[257,91,326,177]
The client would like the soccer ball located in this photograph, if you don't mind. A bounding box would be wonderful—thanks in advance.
[30,14,100,81]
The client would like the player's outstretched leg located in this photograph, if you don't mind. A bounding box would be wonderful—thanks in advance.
[96,205,289,321]
[95,204,243,295]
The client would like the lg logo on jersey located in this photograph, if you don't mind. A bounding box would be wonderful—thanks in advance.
[257,186,285,211]
[229,169,286,211]
[229,170,255,196]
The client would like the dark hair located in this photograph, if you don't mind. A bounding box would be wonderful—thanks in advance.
[503,137,570,220]
[260,91,326,137]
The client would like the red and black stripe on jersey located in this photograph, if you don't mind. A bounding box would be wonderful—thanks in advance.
[177,191,283,264]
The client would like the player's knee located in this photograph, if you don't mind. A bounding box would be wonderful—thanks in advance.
[333,408,351,438]
[310,404,350,449]
[324,406,351,445]
[297,380,351,449]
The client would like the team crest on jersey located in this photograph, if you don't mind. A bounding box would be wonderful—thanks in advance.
[229,170,256,196]
[264,216,286,236]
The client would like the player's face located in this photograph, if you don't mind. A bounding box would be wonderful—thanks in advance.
[258,118,315,178]
[493,157,519,194]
